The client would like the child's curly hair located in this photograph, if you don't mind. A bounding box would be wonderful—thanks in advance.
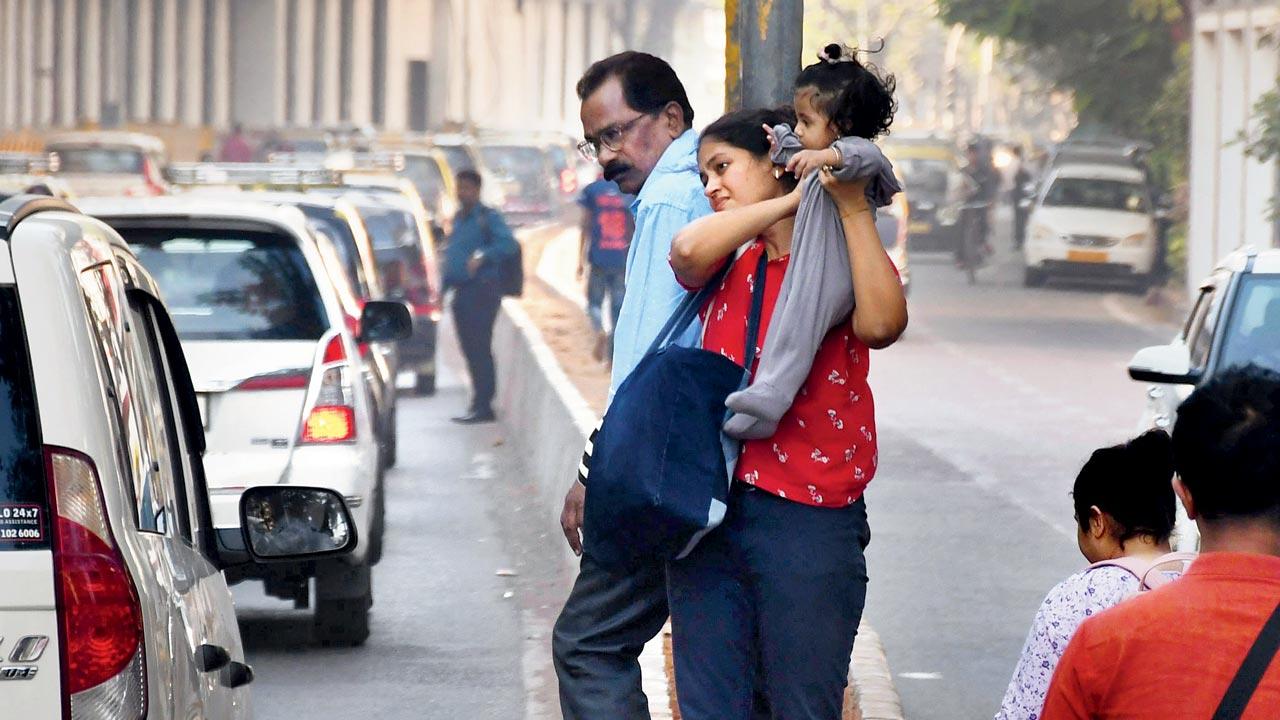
[794,43,897,140]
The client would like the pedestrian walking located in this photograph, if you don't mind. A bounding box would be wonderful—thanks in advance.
[217,123,254,163]
[664,99,906,717]
[1010,146,1032,250]
[996,429,1185,720]
[577,174,633,362]
[1041,364,1280,719]
[441,169,520,425]
[552,51,717,720]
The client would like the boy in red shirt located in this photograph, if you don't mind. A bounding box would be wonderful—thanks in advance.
[1042,365,1280,719]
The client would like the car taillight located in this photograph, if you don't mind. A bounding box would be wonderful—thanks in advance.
[234,370,310,391]
[300,335,358,444]
[559,168,578,194]
[45,447,146,720]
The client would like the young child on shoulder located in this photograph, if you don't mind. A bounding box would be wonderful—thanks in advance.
[723,42,902,440]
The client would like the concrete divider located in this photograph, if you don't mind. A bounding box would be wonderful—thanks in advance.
[492,298,598,570]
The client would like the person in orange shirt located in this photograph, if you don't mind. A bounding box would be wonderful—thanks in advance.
[1041,364,1280,720]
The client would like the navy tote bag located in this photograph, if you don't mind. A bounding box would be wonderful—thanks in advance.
[583,252,768,571]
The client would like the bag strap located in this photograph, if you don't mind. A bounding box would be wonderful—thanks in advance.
[1090,552,1197,590]
[739,250,770,375]
[1212,600,1280,720]
[644,257,733,357]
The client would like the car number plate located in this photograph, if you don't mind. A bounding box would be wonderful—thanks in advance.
[196,394,210,429]
[908,221,933,234]
[1067,249,1109,264]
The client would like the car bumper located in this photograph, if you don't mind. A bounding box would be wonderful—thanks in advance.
[1025,241,1154,275]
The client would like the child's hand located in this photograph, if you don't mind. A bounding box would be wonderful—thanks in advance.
[786,148,840,179]
[762,124,778,155]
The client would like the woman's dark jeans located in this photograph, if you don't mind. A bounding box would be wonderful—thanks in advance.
[667,484,871,720]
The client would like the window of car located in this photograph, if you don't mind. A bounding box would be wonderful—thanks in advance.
[404,155,446,207]
[0,286,50,551]
[300,206,373,298]
[436,145,474,173]
[53,146,145,174]
[360,206,420,251]
[1187,285,1224,369]
[896,158,952,196]
[128,228,329,341]
[1043,177,1150,214]
[1215,275,1280,373]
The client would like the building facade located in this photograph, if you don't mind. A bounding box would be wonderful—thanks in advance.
[1189,0,1280,286]
[0,0,633,137]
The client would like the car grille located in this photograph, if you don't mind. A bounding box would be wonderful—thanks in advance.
[1068,234,1118,248]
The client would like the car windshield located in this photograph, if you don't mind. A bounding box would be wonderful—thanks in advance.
[360,206,421,250]
[896,158,951,196]
[404,156,445,205]
[436,145,474,173]
[128,228,329,341]
[0,287,48,551]
[1217,275,1280,373]
[479,145,547,182]
[53,146,145,174]
[1043,178,1149,213]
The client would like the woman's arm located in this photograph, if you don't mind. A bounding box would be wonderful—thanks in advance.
[820,171,908,349]
[669,188,800,288]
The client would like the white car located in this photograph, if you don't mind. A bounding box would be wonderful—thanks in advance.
[0,194,355,718]
[1128,246,1280,549]
[46,130,170,198]
[78,196,409,646]
[1023,162,1158,288]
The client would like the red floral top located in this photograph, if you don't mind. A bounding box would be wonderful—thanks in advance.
[699,240,879,507]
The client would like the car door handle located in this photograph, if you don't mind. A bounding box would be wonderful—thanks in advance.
[220,661,254,689]
[194,644,231,672]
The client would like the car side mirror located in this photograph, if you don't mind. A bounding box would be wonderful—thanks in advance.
[358,300,412,343]
[239,486,357,562]
[1128,344,1200,385]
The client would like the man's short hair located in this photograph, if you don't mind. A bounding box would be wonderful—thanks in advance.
[1173,364,1280,523]
[456,169,482,187]
[576,51,694,129]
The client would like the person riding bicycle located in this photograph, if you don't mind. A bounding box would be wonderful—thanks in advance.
[956,140,999,269]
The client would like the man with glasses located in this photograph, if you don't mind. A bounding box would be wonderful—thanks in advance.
[553,51,713,719]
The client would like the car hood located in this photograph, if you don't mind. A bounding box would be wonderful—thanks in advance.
[183,340,318,392]
[1031,206,1152,237]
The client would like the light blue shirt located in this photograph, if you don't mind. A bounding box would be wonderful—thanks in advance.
[608,128,712,403]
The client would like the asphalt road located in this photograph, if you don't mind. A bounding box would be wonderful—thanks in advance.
[232,314,568,719]
[864,208,1182,719]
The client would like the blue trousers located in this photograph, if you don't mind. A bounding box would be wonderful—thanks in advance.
[667,484,870,720]
[586,266,626,333]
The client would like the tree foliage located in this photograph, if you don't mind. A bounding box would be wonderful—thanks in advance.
[936,0,1185,139]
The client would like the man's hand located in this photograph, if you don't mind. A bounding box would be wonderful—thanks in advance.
[787,147,841,179]
[576,262,586,280]
[821,170,872,215]
[560,481,587,556]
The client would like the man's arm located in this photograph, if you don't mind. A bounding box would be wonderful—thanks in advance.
[577,206,592,278]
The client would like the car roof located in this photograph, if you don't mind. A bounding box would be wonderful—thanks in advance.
[180,187,344,210]
[45,131,167,154]
[74,195,313,234]
[1213,246,1280,276]
[1049,163,1146,183]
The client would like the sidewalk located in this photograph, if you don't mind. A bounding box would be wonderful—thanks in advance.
[514,224,905,720]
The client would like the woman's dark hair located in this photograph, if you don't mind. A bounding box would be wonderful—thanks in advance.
[577,51,695,128]
[1073,429,1177,544]
[794,43,897,140]
[699,107,799,190]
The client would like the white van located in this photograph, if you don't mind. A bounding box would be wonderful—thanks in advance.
[0,194,356,718]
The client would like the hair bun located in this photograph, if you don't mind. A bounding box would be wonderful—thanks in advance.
[824,43,844,60]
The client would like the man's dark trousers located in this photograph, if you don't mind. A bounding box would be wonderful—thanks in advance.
[452,282,503,413]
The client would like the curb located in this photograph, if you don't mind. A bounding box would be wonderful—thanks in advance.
[491,294,904,720]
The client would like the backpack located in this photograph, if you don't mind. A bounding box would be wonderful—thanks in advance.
[479,209,524,297]
[1089,551,1196,591]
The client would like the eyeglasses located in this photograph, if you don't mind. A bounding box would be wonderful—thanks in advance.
[577,113,651,162]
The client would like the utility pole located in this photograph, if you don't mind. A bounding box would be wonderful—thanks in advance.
[725,0,804,111]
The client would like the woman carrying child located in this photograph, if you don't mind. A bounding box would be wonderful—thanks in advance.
[664,46,906,719]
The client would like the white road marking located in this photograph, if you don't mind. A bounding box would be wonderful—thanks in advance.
[897,672,944,680]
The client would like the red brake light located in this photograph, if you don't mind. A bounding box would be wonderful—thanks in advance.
[235,371,310,391]
[560,168,578,194]
[301,406,356,443]
[45,447,146,713]
[322,335,347,364]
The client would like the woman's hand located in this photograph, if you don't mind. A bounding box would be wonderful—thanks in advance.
[787,148,840,179]
[820,170,871,217]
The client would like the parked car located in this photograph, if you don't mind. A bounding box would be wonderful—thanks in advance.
[397,147,459,235]
[0,152,74,200]
[78,196,410,646]
[0,194,355,717]
[477,141,559,225]
[45,130,170,197]
[1022,162,1159,289]
[423,133,507,209]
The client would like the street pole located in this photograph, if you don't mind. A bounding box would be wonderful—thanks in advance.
[725,0,803,111]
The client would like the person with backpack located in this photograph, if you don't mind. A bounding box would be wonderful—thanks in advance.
[441,168,521,424]
[996,429,1187,720]
[1042,365,1280,719]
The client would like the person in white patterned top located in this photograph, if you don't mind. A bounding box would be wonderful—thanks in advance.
[996,430,1181,720]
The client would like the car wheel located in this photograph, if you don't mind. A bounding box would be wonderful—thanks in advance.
[415,370,437,396]
[367,482,386,566]
[1023,267,1046,288]
[314,562,372,647]
[383,408,398,468]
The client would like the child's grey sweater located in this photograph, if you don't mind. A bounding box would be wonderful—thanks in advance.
[723,124,901,440]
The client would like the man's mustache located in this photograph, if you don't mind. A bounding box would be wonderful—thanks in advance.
[603,161,631,183]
